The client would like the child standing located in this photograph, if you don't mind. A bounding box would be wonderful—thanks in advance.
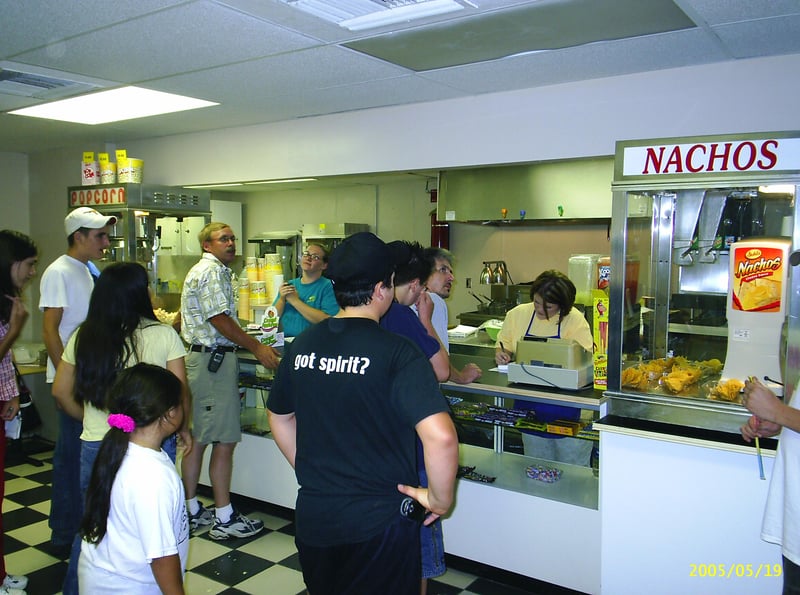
[78,363,190,595]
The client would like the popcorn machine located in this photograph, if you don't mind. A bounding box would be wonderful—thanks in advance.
[604,131,800,433]
[67,184,211,309]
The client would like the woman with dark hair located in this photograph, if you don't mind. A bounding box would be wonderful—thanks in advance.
[79,363,189,594]
[53,261,190,595]
[0,229,38,595]
[494,270,594,465]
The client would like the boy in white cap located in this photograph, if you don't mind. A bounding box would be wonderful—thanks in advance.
[39,207,114,568]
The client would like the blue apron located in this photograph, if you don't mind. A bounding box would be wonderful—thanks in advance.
[514,313,580,436]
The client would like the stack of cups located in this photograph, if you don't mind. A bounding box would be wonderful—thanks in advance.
[250,281,267,305]
[238,277,250,321]
[264,254,282,302]
[246,257,259,283]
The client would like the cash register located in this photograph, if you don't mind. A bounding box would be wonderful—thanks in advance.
[506,337,593,390]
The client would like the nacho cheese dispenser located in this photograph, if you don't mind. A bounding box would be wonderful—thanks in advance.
[721,237,790,393]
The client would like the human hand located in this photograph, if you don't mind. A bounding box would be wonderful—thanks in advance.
[178,428,194,456]
[255,343,280,369]
[416,290,433,322]
[742,377,783,425]
[278,283,296,300]
[740,415,780,442]
[396,484,440,526]
[495,348,511,365]
[0,395,20,422]
[5,295,28,333]
[460,363,482,383]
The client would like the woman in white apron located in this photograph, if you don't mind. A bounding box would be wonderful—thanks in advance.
[495,270,594,465]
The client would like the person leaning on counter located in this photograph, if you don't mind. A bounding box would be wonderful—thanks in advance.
[272,243,339,337]
[494,270,593,466]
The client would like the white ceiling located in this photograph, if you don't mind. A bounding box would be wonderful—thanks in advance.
[1,0,799,159]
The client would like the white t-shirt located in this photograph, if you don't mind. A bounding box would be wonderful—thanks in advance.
[79,442,189,594]
[39,254,94,382]
[413,292,450,352]
[761,387,800,565]
[62,321,186,442]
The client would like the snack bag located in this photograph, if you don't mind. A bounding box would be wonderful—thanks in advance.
[260,305,280,346]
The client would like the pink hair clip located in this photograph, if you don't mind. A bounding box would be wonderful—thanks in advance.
[108,413,135,433]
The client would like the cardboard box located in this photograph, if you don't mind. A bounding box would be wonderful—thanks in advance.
[593,290,609,390]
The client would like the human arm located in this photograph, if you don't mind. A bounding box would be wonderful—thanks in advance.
[150,554,185,595]
[51,359,84,420]
[267,410,297,468]
[282,286,333,325]
[166,357,193,456]
[42,307,65,370]
[397,411,458,518]
[416,292,450,381]
[449,362,482,384]
[0,295,28,360]
[208,312,280,369]
[742,377,800,435]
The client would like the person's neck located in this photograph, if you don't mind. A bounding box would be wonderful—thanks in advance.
[66,246,89,264]
[338,304,381,322]
[130,425,167,452]
[301,270,322,284]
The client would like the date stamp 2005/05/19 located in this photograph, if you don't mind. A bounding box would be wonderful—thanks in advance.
[690,563,782,579]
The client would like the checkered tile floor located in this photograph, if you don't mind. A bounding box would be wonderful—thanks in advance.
[4,442,581,595]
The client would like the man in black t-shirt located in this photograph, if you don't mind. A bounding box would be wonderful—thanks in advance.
[268,232,458,595]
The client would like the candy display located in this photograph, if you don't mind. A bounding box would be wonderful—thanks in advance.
[526,465,563,483]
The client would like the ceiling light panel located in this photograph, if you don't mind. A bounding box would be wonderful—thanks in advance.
[9,86,218,125]
[281,0,464,30]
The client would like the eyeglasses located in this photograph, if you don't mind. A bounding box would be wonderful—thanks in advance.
[302,251,322,261]
[435,265,453,275]
[214,235,236,244]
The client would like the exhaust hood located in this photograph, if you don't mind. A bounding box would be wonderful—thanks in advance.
[437,157,614,224]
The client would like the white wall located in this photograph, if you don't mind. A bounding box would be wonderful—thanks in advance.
[123,54,800,186]
[12,53,800,331]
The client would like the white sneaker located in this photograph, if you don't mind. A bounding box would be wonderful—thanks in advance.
[2,575,27,590]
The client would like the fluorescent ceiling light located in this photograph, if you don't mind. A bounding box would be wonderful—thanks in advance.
[9,86,217,125]
[245,178,318,184]
[283,0,464,31]
[184,183,244,189]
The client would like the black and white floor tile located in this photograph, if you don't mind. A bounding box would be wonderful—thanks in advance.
[3,440,583,595]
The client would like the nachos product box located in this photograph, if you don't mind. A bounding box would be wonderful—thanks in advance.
[593,290,609,390]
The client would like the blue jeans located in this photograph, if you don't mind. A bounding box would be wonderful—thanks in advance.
[49,411,82,547]
[417,461,446,579]
[63,434,179,595]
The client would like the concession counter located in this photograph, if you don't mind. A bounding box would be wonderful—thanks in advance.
[598,131,800,594]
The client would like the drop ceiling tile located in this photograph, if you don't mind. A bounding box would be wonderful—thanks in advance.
[680,0,800,25]
[11,0,321,83]
[0,0,187,58]
[284,75,466,118]
[422,28,728,94]
[712,16,800,58]
[151,45,412,104]
[345,0,695,71]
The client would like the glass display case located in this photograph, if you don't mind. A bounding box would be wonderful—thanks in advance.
[605,132,800,433]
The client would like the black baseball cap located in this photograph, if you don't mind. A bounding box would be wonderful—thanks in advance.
[327,232,406,288]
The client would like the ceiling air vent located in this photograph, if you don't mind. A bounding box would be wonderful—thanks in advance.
[0,66,99,100]
[281,0,465,31]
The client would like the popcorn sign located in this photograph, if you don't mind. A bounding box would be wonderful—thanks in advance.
[70,187,127,207]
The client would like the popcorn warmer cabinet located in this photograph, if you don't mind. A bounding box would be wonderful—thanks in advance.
[604,131,800,433]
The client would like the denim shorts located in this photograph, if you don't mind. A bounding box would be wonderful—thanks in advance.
[421,518,446,579]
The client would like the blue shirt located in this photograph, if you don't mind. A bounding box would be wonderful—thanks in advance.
[275,276,339,337]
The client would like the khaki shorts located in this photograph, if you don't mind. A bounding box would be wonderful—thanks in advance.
[185,350,241,444]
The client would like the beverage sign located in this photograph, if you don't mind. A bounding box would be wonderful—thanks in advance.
[622,137,800,176]
[731,245,784,313]
[69,186,127,207]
